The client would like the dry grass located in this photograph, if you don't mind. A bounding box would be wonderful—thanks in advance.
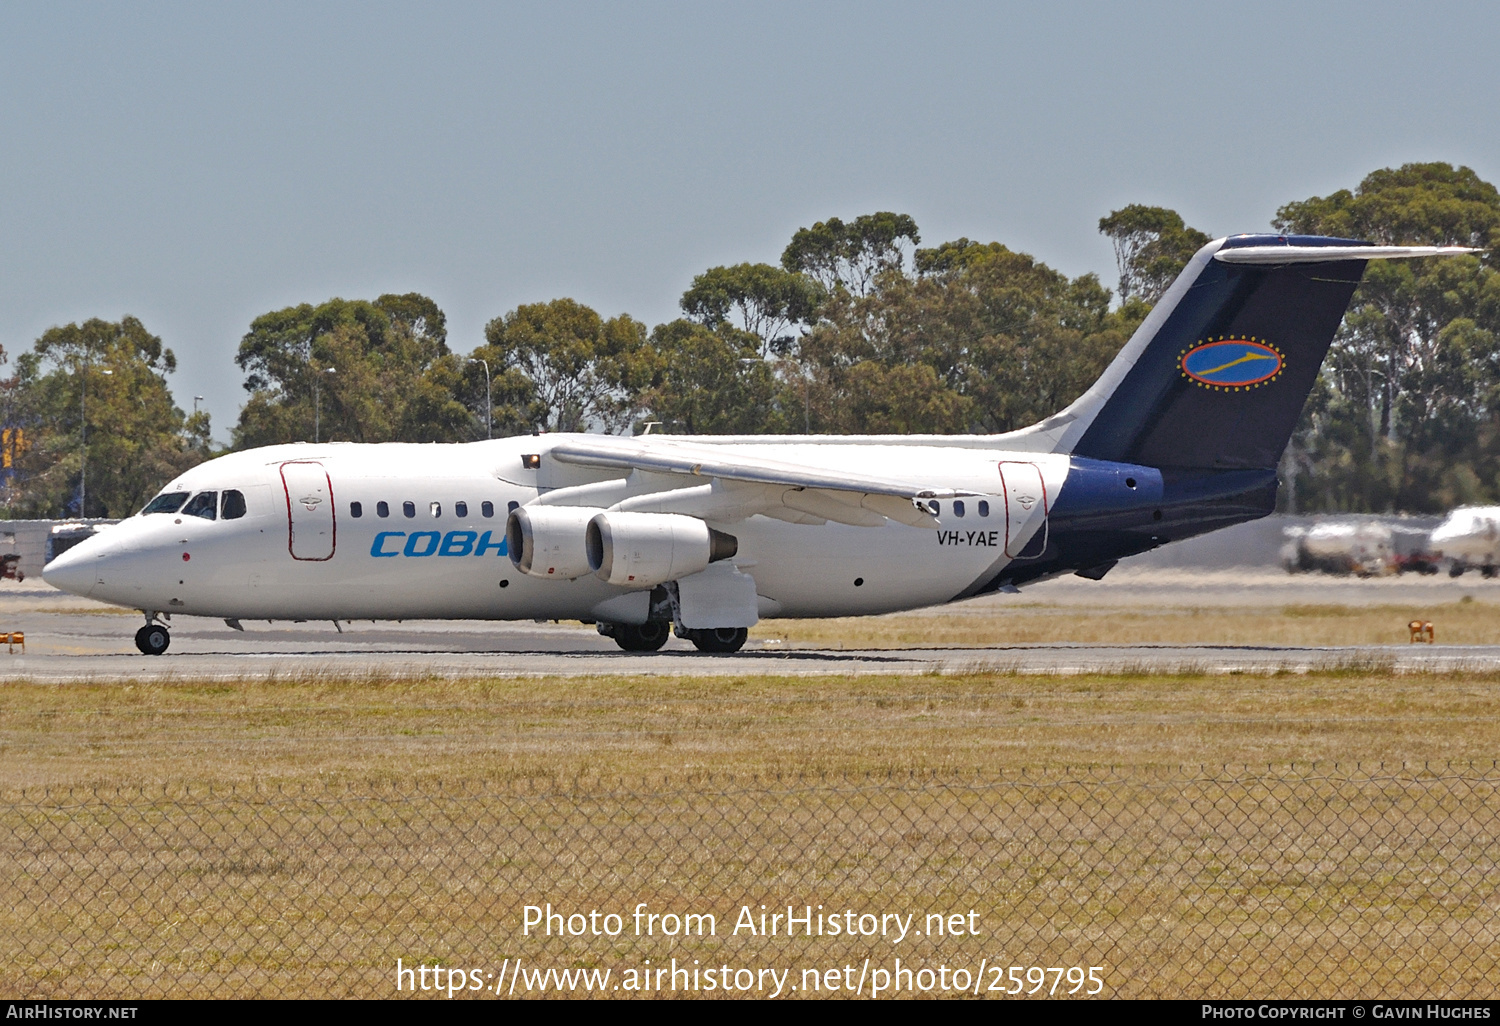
[4,669,1498,999]
[758,598,1500,648]
[2,668,1498,789]
[3,759,1495,999]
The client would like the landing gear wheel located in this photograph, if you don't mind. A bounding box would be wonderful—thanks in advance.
[135,623,170,656]
[687,627,748,654]
[613,620,671,652]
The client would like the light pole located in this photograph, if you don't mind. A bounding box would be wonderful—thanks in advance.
[77,362,112,519]
[468,358,492,439]
[193,395,203,415]
[313,367,336,443]
[795,361,811,435]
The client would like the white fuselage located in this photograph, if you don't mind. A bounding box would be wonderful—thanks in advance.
[44,437,1066,622]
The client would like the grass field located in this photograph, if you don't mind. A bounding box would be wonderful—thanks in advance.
[760,598,1500,648]
[2,666,1499,789]
[5,590,1500,998]
[7,760,1495,1000]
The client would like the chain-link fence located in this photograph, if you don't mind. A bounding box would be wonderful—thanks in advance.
[4,763,1498,998]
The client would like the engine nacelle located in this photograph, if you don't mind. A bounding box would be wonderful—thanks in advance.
[507,506,602,579]
[586,511,738,587]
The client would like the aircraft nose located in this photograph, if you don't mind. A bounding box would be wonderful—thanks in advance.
[42,544,100,597]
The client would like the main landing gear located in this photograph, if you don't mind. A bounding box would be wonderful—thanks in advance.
[678,626,748,654]
[135,619,170,655]
[598,620,749,654]
[610,620,671,652]
[597,584,749,655]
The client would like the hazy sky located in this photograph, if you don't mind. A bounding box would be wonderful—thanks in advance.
[2,1,1496,440]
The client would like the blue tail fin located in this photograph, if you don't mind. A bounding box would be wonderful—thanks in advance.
[1025,235,1470,470]
[1068,234,1380,470]
[975,234,1476,593]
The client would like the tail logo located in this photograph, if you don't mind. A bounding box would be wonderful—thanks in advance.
[1180,337,1284,390]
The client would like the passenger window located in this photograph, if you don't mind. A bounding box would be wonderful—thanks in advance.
[402,501,415,518]
[953,500,965,518]
[221,490,247,520]
[141,491,189,515]
[350,501,362,518]
[430,501,441,518]
[376,501,389,518]
[507,500,519,513]
[481,501,494,518]
[927,500,940,516]
[978,500,990,518]
[455,501,468,518]
[182,491,217,520]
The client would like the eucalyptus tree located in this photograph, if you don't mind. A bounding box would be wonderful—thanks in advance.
[1098,204,1211,303]
[234,293,476,447]
[477,299,648,434]
[1275,162,1500,511]
[10,317,208,517]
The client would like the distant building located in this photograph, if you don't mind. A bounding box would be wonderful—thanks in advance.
[0,519,118,580]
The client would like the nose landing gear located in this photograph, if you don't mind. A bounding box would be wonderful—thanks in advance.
[135,620,170,656]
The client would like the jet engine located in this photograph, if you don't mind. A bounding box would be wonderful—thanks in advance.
[586,511,738,587]
[506,506,601,579]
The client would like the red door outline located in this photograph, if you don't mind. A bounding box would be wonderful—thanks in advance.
[998,461,1049,558]
[281,461,337,561]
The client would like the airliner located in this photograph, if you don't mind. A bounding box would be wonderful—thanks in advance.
[43,235,1473,654]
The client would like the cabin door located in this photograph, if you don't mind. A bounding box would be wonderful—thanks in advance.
[998,461,1049,558]
[281,461,336,561]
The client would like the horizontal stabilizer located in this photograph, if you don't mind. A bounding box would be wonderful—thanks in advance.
[1216,243,1480,264]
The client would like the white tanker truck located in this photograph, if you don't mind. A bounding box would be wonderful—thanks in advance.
[1429,507,1500,578]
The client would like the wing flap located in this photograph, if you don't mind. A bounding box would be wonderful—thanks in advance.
[546,437,954,528]
[611,480,938,528]
[547,437,968,501]
[780,488,889,527]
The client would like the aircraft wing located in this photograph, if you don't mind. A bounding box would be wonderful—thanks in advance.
[545,436,975,528]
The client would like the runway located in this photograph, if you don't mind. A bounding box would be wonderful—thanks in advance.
[0,573,1495,680]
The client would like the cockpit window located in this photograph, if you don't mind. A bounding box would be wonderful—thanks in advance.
[141,492,190,515]
[181,491,218,520]
[221,490,247,520]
